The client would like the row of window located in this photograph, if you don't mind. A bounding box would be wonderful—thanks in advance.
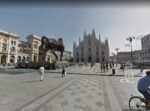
[0,38,7,43]
[2,44,7,52]
[11,40,16,46]
[9,56,29,63]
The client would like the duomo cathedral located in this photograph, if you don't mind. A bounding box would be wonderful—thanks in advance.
[73,29,109,64]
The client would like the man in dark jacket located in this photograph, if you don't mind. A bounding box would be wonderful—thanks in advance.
[62,66,65,77]
[138,71,150,109]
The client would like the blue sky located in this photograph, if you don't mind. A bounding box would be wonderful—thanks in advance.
[0,3,150,55]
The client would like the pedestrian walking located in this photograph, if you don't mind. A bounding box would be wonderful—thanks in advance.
[140,64,144,73]
[91,63,93,68]
[106,63,108,71]
[109,62,112,69]
[62,66,65,77]
[112,66,115,75]
[39,64,45,81]
[103,64,106,72]
[120,63,125,72]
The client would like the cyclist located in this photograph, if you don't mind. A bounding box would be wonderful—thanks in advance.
[137,71,150,109]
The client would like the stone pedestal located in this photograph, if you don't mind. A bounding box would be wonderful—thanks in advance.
[38,46,46,64]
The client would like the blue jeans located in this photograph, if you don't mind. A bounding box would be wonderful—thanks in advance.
[138,89,150,99]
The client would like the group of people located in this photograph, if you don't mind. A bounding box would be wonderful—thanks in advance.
[39,65,66,81]
[120,63,125,71]
[100,62,114,72]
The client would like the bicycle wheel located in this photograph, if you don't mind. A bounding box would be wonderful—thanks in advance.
[129,96,146,110]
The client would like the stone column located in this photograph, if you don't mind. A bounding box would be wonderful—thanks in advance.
[36,52,39,62]
[49,55,52,63]
[14,55,17,63]
[7,37,10,64]
[7,54,10,64]
[31,54,34,62]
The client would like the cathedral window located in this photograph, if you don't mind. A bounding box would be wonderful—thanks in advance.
[89,48,91,52]
[102,58,105,62]
[81,58,84,62]
[77,58,79,62]
[77,52,78,56]
[97,58,99,62]
[82,47,84,51]
[102,51,104,55]
[81,52,84,56]
[96,51,99,55]
[88,56,91,62]
[96,46,98,50]
[88,39,91,45]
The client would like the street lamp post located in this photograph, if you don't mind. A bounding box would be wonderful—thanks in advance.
[126,37,135,67]
[115,48,119,66]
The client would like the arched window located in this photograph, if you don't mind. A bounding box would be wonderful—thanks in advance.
[89,48,91,52]
[26,57,29,61]
[88,56,91,62]
[17,56,21,62]
[102,58,105,62]
[10,55,15,63]
[102,51,104,55]
[11,47,16,52]
[97,58,99,62]
[1,55,6,64]
[88,39,91,45]
[22,56,25,62]
[47,57,50,62]
[96,51,99,55]
[81,58,84,62]
[34,55,37,62]
[77,58,79,62]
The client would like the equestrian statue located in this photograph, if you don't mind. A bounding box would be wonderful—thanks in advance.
[38,36,65,63]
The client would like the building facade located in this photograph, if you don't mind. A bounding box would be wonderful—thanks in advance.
[0,30,20,65]
[0,29,71,65]
[117,50,143,64]
[73,30,109,63]
[17,40,30,63]
[26,34,71,63]
[116,34,150,65]
[141,34,150,63]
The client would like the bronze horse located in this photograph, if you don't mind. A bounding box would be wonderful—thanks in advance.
[39,36,65,62]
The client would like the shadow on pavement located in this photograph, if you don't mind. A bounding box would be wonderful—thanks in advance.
[53,76,63,78]
[22,80,41,83]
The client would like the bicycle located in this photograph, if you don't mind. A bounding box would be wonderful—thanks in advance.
[129,95,150,110]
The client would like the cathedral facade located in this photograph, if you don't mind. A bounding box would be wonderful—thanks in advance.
[73,30,109,64]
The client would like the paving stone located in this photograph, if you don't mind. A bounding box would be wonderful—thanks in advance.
[0,67,141,111]
[60,100,68,106]
[59,95,64,99]
[86,95,94,99]
[74,98,82,102]
[95,101,104,108]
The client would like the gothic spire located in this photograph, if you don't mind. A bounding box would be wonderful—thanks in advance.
[99,34,101,41]
[79,37,81,43]
[92,28,96,37]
